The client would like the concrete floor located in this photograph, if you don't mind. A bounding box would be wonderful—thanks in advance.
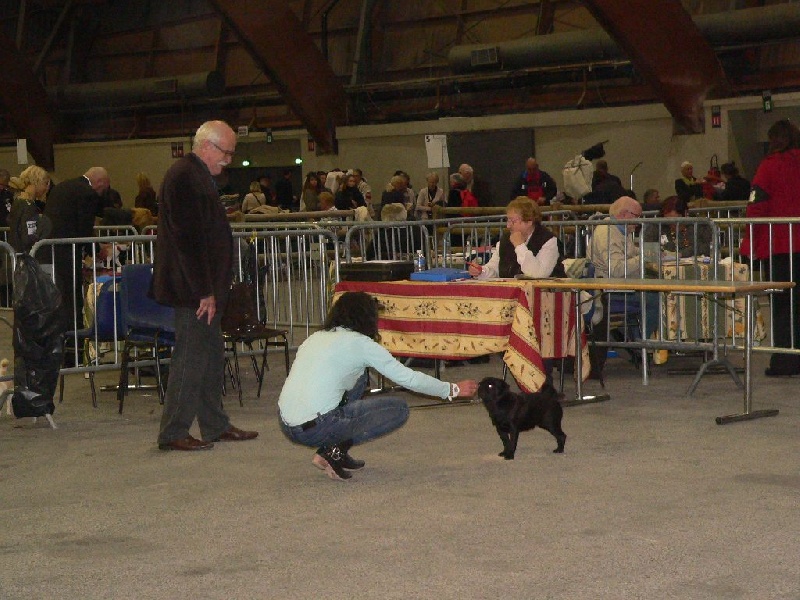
[0,345,798,600]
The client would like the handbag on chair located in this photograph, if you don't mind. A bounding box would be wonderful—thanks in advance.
[221,282,260,334]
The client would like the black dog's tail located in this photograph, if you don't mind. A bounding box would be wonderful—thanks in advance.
[538,381,565,404]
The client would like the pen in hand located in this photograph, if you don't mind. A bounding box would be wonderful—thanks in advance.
[467,261,482,277]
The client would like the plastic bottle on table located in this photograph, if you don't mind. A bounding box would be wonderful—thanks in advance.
[415,249,427,272]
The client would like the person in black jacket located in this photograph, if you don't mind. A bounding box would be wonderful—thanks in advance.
[45,166,109,330]
[717,162,751,201]
[151,120,258,452]
[467,196,565,279]
[674,161,703,204]
[335,173,366,210]
[510,157,557,205]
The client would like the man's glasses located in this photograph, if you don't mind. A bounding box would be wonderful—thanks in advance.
[622,209,642,218]
[210,141,235,158]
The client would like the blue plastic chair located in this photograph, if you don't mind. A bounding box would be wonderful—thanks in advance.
[116,264,175,414]
[59,278,122,407]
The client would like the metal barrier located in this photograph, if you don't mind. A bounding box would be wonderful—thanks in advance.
[94,225,139,237]
[237,229,340,340]
[21,229,340,388]
[30,235,159,373]
[342,219,434,263]
[4,211,795,400]
[714,216,800,358]
[0,229,13,309]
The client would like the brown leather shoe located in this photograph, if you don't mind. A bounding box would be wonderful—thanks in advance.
[213,425,259,442]
[158,435,214,451]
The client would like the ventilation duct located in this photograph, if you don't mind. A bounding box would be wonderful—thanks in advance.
[47,71,225,107]
[471,47,500,68]
[448,4,800,73]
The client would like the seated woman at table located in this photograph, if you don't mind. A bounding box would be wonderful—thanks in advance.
[468,196,566,279]
[642,195,712,258]
[278,291,478,482]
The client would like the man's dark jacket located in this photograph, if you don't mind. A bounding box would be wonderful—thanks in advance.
[44,176,98,239]
[510,169,557,203]
[151,153,233,310]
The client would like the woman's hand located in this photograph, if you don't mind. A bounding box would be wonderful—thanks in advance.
[467,261,482,277]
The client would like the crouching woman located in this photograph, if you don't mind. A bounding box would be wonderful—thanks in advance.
[279,291,477,481]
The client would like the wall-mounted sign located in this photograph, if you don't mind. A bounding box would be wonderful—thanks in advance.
[711,106,721,129]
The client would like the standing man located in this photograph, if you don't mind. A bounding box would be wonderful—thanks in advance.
[274,168,295,210]
[258,175,276,206]
[510,157,557,205]
[45,166,110,331]
[352,169,373,216]
[151,120,258,451]
[458,163,494,206]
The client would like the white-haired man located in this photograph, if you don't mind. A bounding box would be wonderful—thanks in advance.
[152,120,258,451]
[588,196,661,377]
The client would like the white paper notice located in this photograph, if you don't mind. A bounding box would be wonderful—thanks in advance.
[16,139,28,165]
[425,134,450,169]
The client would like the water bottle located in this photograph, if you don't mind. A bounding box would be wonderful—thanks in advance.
[415,249,427,272]
[464,240,472,268]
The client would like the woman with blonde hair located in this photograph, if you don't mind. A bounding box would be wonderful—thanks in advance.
[135,172,158,214]
[241,181,266,213]
[9,165,51,252]
[415,171,445,220]
[468,196,565,279]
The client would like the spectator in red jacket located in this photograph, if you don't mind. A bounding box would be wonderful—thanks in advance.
[741,119,800,376]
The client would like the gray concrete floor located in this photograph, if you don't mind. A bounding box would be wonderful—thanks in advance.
[1,342,798,600]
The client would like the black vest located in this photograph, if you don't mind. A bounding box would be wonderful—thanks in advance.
[498,226,566,278]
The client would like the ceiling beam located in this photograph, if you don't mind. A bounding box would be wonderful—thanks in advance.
[583,0,731,133]
[208,0,347,154]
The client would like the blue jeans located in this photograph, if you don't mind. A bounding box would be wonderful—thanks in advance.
[279,372,410,448]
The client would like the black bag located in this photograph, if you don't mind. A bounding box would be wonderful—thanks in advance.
[11,254,64,418]
[221,282,260,334]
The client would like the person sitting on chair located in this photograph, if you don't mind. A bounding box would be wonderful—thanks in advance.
[278,291,478,481]
[642,196,712,258]
[468,196,566,279]
[588,196,661,377]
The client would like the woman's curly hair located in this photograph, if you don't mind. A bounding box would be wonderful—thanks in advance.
[324,291,380,340]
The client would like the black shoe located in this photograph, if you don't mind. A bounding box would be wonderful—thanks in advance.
[338,439,365,469]
[312,446,352,480]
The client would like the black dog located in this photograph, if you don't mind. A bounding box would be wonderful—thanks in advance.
[477,377,566,460]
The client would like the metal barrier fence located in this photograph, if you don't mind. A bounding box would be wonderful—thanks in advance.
[0,229,13,309]
[2,212,797,399]
[23,229,339,382]
[715,217,800,357]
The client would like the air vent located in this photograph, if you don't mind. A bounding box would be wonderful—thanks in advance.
[470,47,499,67]
[152,78,178,94]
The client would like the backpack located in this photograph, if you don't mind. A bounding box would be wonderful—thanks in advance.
[562,155,593,200]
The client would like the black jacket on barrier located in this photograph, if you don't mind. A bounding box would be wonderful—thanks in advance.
[11,254,63,418]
